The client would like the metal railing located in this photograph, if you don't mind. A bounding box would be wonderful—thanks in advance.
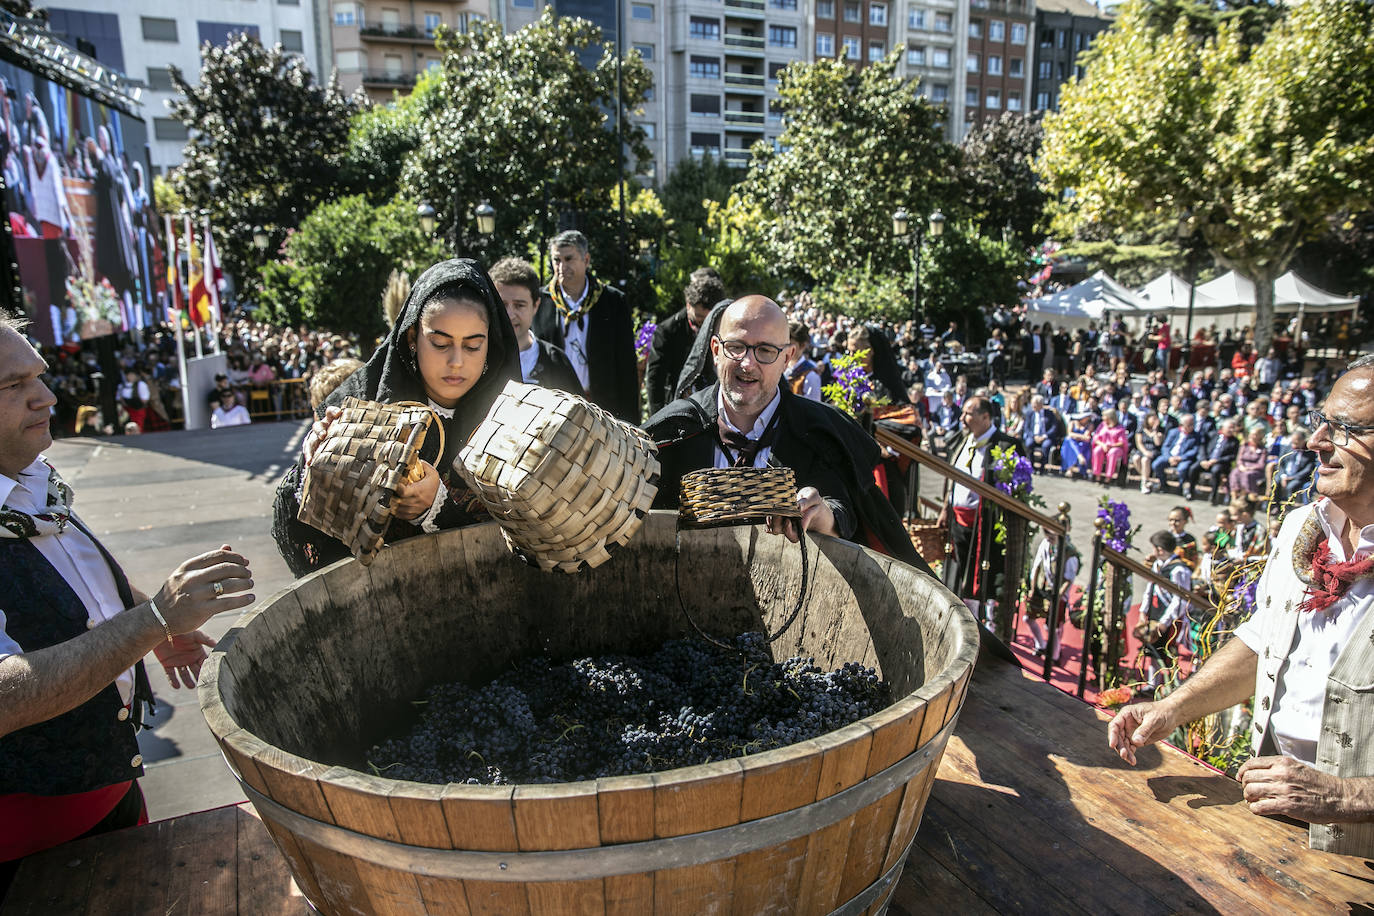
[724,110,766,125]
[724,34,766,50]
[724,72,766,88]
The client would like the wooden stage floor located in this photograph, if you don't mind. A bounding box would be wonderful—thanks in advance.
[9,658,1373,914]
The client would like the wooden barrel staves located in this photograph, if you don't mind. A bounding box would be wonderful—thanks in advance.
[199,512,979,915]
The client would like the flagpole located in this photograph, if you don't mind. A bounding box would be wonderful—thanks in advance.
[204,214,221,354]
[167,213,190,427]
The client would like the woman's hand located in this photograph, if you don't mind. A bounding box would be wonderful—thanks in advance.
[303,406,343,466]
[393,461,441,520]
[153,630,216,688]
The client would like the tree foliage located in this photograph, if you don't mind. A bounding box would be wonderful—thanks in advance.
[168,34,354,295]
[340,71,437,202]
[956,112,1048,251]
[739,52,956,286]
[401,9,652,277]
[918,225,1021,341]
[648,194,782,316]
[659,154,745,236]
[1039,0,1374,350]
[257,194,447,341]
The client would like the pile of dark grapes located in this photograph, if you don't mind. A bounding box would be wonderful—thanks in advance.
[368,633,891,785]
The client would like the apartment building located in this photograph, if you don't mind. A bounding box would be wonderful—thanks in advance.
[39,1,321,174]
[326,1,486,102]
[811,0,889,72]
[962,0,1033,134]
[894,0,965,139]
[1032,0,1109,112]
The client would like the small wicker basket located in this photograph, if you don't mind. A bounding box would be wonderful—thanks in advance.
[907,519,949,568]
[458,381,660,573]
[298,397,441,566]
[679,466,802,529]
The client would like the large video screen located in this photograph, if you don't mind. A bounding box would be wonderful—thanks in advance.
[0,60,162,347]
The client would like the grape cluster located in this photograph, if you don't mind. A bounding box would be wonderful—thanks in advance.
[367,633,891,785]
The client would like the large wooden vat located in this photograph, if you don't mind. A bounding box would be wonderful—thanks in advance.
[200,512,978,915]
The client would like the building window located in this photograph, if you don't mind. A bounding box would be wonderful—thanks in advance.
[153,117,188,140]
[934,12,952,32]
[986,89,1000,108]
[280,29,303,52]
[632,3,653,20]
[868,41,884,62]
[1058,61,1067,78]
[1040,27,1053,46]
[278,0,301,5]
[1076,64,1085,79]
[768,98,783,121]
[908,8,924,29]
[640,122,656,139]
[1036,91,1051,109]
[690,55,721,78]
[768,61,787,80]
[869,3,887,26]
[1057,30,1067,47]
[690,17,720,40]
[965,87,978,107]
[146,67,174,91]
[987,54,1001,75]
[690,131,721,152]
[989,20,1004,41]
[768,25,797,48]
[1007,91,1021,111]
[690,94,721,117]
[816,32,834,56]
[842,36,860,59]
[929,82,948,102]
[771,0,799,9]
[383,53,404,76]
[423,12,441,32]
[817,0,834,16]
[1009,57,1022,77]
[1038,60,1052,79]
[634,43,654,60]
[966,53,978,73]
[141,16,178,41]
[1011,22,1027,43]
[336,50,363,71]
[906,46,924,66]
[512,0,535,8]
[932,47,950,67]
[644,87,654,100]
[1078,33,1088,50]
[332,2,359,26]
[968,20,981,39]
[844,3,861,23]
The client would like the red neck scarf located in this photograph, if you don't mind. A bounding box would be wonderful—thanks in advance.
[1298,540,1374,613]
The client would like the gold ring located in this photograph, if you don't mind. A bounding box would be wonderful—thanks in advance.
[212,581,224,598]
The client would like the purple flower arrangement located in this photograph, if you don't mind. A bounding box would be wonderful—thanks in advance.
[1095,497,1139,553]
[988,446,1044,546]
[634,319,656,359]
[822,351,886,418]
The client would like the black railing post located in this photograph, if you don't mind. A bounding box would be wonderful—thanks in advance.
[1077,517,1105,699]
[1042,502,1071,682]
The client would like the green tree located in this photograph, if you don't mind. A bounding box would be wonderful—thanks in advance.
[956,112,1048,251]
[739,52,956,286]
[649,194,782,316]
[1039,0,1374,351]
[402,9,651,277]
[659,154,745,235]
[919,225,1022,341]
[168,34,354,298]
[340,71,438,203]
[257,195,447,341]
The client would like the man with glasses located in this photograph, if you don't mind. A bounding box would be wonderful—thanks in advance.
[1110,355,1374,856]
[644,296,927,567]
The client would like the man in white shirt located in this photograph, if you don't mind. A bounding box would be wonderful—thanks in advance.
[0,312,255,888]
[1109,356,1374,855]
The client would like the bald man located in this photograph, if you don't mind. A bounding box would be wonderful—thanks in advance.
[644,296,931,569]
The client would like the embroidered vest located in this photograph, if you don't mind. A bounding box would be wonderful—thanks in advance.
[0,528,152,796]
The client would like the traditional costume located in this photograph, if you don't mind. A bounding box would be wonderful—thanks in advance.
[272,259,521,576]
[942,427,1026,609]
[534,273,639,423]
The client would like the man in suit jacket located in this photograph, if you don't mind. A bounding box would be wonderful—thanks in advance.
[1021,394,1062,469]
[644,267,723,417]
[490,256,582,395]
[1190,418,1240,504]
[1274,427,1317,505]
[937,396,1027,619]
[532,230,639,423]
[1033,369,1057,402]
[644,295,927,569]
[1149,414,1202,497]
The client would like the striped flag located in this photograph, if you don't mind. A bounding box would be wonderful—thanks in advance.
[202,217,224,328]
[185,213,209,327]
[165,213,182,323]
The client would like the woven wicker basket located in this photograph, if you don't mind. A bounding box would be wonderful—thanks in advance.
[298,397,440,566]
[907,519,950,568]
[679,466,802,529]
[458,381,660,573]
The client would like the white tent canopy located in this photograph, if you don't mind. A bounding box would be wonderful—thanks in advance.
[1026,270,1151,331]
[1135,269,1361,332]
[1136,270,1225,313]
[1274,271,1359,312]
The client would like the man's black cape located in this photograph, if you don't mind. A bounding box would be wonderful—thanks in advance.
[644,384,933,578]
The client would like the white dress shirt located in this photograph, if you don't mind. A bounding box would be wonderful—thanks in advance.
[713,388,782,469]
[0,458,134,704]
[1236,500,1374,763]
[950,428,995,510]
[558,282,592,391]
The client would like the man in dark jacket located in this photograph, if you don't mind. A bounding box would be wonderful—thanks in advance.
[644,267,723,416]
[532,231,639,423]
[490,256,581,394]
[1021,394,1063,469]
[1273,427,1317,505]
[1190,417,1240,505]
[644,295,929,571]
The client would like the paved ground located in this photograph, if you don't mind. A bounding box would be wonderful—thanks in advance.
[48,420,308,821]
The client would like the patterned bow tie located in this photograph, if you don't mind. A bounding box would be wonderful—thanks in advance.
[1,460,73,540]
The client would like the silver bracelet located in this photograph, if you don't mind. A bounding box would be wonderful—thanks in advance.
[147,596,174,644]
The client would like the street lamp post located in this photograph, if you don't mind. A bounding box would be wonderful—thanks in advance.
[893,208,946,323]
[418,199,496,256]
[1176,211,1199,381]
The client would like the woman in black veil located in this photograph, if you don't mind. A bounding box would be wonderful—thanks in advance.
[272,259,521,575]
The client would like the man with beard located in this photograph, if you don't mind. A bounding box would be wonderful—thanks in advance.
[937,396,1026,621]
[644,295,926,568]
[1110,356,1374,856]
[644,267,723,416]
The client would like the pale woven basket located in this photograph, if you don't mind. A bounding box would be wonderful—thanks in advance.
[679,467,801,529]
[298,397,440,566]
[458,381,660,573]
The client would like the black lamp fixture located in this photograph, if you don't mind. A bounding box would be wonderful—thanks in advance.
[475,200,496,236]
[417,201,437,236]
[252,225,269,251]
[893,208,947,320]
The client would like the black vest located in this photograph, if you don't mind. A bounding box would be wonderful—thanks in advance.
[0,520,152,796]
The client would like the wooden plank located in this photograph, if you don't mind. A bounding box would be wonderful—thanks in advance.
[235,805,304,916]
[4,831,100,915]
[317,768,426,915]
[795,723,874,916]
[733,741,824,912]
[462,879,532,916]
[83,814,171,915]
[441,784,517,851]
[598,774,656,914]
[652,758,744,914]
[512,783,605,914]
[835,788,904,905]
[161,804,239,915]
[889,852,999,916]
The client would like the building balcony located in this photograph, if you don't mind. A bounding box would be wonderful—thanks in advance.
[724,110,766,127]
[359,24,437,45]
[723,146,753,164]
[724,72,766,90]
[361,70,418,87]
[724,33,766,52]
[723,0,766,17]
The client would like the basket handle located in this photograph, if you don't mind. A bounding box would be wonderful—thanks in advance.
[391,401,445,486]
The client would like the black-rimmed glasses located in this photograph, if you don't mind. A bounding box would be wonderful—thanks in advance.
[1305,410,1374,447]
[716,337,787,365]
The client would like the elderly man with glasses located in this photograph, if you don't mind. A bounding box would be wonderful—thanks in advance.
[1110,354,1374,857]
[644,295,928,568]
